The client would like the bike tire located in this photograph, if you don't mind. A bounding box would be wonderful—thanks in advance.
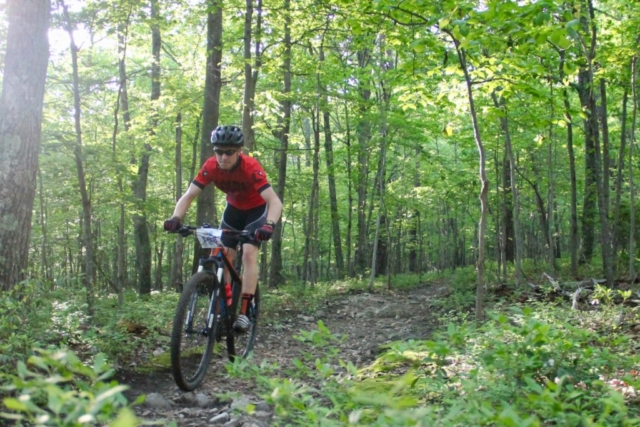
[170,271,220,391]
[226,283,260,361]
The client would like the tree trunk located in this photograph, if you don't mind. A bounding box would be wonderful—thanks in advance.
[577,67,598,265]
[0,0,50,290]
[546,81,558,273]
[492,92,523,286]
[368,129,388,290]
[319,41,345,276]
[301,119,312,281]
[449,33,488,321]
[559,49,579,278]
[629,54,638,279]
[194,0,223,272]
[343,99,355,277]
[310,112,321,284]
[37,166,51,283]
[114,21,132,306]
[576,0,601,267]
[354,47,372,276]
[613,84,629,270]
[502,152,515,264]
[154,240,164,291]
[595,78,614,285]
[61,0,95,317]
[242,0,262,151]
[369,42,392,289]
[134,0,162,295]
[170,113,185,290]
[268,0,291,288]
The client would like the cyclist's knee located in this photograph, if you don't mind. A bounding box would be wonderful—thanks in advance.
[242,245,259,264]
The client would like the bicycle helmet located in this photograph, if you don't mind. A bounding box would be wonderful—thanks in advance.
[210,125,244,146]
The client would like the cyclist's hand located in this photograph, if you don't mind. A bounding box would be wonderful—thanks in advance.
[254,222,274,241]
[164,217,182,232]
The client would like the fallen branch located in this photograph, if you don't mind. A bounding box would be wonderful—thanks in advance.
[572,287,582,310]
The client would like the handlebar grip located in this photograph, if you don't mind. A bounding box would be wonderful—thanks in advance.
[177,226,194,237]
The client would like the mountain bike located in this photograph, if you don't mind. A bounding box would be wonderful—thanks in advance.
[167,225,260,391]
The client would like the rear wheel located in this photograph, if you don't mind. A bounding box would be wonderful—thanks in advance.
[226,283,260,361]
[170,271,219,391]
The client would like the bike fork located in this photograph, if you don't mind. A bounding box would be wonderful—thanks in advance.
[184,292,198,333]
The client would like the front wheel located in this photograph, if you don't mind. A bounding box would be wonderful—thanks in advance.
[170,271,219,391]
[226,284,260,361]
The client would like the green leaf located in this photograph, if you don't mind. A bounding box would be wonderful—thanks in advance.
[523,376,543,394]
[0,412,24,421]
[93,353,107,375]
[16,361,29,379]
[94,385,128,405]
[47,387,64,414]
[566,19,580,30]
[109,408,139,427]
[3,398,28,412]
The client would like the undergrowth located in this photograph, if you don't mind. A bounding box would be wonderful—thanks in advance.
[3,269,640,426]
[227,300,640,426]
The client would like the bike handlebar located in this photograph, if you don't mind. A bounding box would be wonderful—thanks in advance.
[171,225,252,241]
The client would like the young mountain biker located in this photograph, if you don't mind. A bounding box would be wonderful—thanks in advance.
[164,125,283,333]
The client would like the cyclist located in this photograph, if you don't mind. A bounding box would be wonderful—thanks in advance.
[164,125,282,333]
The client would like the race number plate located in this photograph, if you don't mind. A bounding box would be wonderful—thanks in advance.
[196,228,223,248]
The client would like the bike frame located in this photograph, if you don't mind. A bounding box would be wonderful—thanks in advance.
[187,243,244,337]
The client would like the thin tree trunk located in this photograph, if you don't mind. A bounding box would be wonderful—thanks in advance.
[319,39,345,276]
[195,0,223,272]
[343,99,354,277]
[595,78,614,285]
[114,20,132,306]
[368,131,388,290]
[613,85,629,269]
[301,119,312,281]
[369,40,392,290]
[576,0,600,266]
[547,81,557,273]
[449,32,489,321]
[492,93,523,286]
[629,54,637,279]
[242,0,262,151]
[310,112,321,285]
[37,166,51,283]
[355,46,373,276]
[61,0,95,317]
[409,149,421,273]
[559,49,579,278]
[268,0,291,288]
[154,240,164,291]
[170,112,185,290]
[133,0,162,295]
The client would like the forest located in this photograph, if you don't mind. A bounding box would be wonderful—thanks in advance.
[0,0,639,425]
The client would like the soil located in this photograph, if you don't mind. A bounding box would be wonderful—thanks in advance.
[115,283,449,426]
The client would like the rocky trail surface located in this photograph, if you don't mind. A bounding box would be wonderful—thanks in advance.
[116,284,448,426]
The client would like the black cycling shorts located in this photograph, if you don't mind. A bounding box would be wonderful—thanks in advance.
[220,203,268,248]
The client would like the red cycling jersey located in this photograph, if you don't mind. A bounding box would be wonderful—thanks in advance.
[193,153,271,210]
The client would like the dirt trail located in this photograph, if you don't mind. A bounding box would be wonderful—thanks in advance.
[117,284,447,426]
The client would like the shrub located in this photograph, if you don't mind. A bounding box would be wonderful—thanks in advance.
[0,349,140,426]
[0,281,54,372]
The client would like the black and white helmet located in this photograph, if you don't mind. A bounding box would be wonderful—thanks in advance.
[210,125,244,146]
